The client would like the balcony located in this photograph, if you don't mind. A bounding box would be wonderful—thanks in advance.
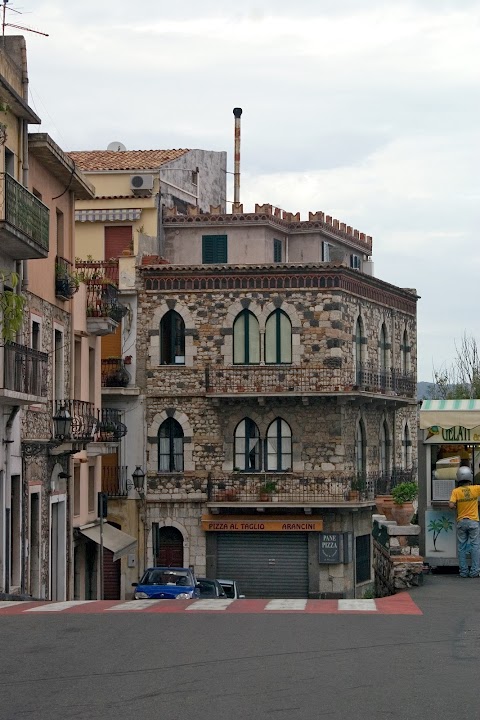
[0,341,48,404]
[205,364,416,399]
[52,399,96,442]
[96,408,127,442]
[0,173,49,259]
[207,469,416,507]
[102,465,129,497]
[55,256,79,300]
[75,259,119,285]
[85,280,127,336]
[101,358,138,396]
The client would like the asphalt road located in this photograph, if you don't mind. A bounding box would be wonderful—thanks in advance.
[1,574,479,720]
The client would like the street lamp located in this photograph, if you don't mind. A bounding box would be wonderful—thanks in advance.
[52,405,72,441]
[131,466,146,496]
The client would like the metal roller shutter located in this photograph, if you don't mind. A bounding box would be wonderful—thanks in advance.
[217,532,309,598]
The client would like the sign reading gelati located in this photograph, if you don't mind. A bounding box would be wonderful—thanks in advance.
[201,515,323,532]
[424,425,480,444]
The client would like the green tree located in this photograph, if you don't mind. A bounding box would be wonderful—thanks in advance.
[429,334,480,399]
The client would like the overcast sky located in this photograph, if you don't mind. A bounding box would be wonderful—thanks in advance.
[17,1,480,381]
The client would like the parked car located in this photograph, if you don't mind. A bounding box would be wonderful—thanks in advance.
[132,567,199,600]
[197,578,227,599]
[217,579,245,599]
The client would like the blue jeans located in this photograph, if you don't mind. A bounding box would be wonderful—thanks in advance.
[457,519,480,576]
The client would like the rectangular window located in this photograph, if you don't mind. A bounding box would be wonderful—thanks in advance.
[54,329,64,402]
[350,254,361,270]
[202,235,227,264]
[31,320,40,351]
[88,466,95,513]
[355,534,371,583]
[4,147,15,177]
[73,466,81,517]
[56,209,65,257]
[273,238,282,263]
[322,241,333,262]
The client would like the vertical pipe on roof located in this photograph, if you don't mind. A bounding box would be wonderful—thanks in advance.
[233,108,242,205]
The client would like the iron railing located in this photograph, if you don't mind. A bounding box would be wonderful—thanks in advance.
[205,364,416,398]
[3,173,49,250]
[3,341,48,396]
[53,399,96,441]
[75,260,119,284]
[207,468,417,503]
[96,407,127,442]
[102,465,129,497]
[101,358,131,387]
[55,256,79,299]
[86,280,127,323]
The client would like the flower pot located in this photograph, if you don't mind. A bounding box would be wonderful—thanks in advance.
[348,490,360,501]
[224,488,238,501]
[376,495,395,520]
[390,501,415,526]
[259,492,271,502]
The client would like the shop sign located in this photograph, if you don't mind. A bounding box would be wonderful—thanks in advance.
[424,425,480,444]
[201,515,323,532]
[319,533,342,563]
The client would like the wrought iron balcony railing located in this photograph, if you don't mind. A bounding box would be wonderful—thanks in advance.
[3,341,48,397]
[75,260,119,284]
[101,358,131,388]
[102,465,129,497]
[96,408,127,442]
[55,256,79,299]
[205,364,416,398]
[207,468,417,504]
[3,173,49,251]
[53,399,96,441]
[86,280,127,323]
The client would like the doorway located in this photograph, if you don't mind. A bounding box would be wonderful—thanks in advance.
[50,498,66,601]
[155,526,184,567]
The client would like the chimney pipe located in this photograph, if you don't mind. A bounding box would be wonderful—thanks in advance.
[233,107,242,205]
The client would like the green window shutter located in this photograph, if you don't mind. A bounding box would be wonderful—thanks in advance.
[202,235,227,263]
[274,238,282,262]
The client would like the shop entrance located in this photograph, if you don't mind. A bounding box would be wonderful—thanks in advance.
[155,526,184,567]
[216,532,309,598]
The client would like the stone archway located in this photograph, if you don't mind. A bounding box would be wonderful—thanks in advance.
[156,526,184,567]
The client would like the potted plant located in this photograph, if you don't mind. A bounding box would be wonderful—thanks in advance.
[349,475,366,501]
[391,481,418,525]
[216,482,226,501]
[259,480,277,501]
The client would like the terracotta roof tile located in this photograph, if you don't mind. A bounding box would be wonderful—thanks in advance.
[67,149,190,172]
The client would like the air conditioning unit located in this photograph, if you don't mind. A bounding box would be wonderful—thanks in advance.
[130,174,154,194]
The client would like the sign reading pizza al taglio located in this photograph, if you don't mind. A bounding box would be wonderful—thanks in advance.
[201,516,323,532]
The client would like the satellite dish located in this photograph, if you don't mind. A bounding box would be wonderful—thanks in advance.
[107,141,127,152]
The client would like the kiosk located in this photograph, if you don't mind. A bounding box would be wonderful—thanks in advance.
[419,399,480,567]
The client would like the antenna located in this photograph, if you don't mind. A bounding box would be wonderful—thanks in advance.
[1,0,49,39]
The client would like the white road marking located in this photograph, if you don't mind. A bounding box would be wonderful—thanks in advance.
[186,599,235,610]
[107,600,162,611]
[265,599,307,611]
[26,601,92,612]
[0,601,26,610]
[338,599,377,612]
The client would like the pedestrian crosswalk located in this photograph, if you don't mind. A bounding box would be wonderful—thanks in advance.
[0,594,422,615]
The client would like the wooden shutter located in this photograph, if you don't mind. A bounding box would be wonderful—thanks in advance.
[102,325,122,359]
[105,226,132,259]
[202,235,227,263]
[274,239,282,262]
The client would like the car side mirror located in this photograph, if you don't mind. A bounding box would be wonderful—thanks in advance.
[131,582,138,587]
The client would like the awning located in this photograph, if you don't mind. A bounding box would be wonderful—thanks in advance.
[420,399,480,429]
[75,208,142,223]
[79,522,137,562]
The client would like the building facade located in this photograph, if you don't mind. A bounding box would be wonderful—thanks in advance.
[135,204,418,599]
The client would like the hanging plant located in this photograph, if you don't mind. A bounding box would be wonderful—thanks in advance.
[0,271,26,341]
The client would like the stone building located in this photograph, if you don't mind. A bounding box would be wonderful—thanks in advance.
[135,203,418,599]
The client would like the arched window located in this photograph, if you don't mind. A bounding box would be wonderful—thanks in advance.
[356,420,366,478]
[234,418,261,471]
[233,310,260,364]
[379,323,388,371]
[403,424,412,470]
[160,310,185,365]
[158,418,184,472]
[265,309,292,364]
[354,317,364,383]
[266,418,292,471]
[380,421,390,477]
[401,329,410,374]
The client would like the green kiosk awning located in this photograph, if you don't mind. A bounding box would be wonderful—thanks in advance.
[420,399,480,430]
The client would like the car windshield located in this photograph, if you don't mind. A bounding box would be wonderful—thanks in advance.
[140,570,192,586]
[220,583,235,598]
[198,580,218,597]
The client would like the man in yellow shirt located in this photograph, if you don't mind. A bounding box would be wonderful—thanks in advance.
[449,466,480,578]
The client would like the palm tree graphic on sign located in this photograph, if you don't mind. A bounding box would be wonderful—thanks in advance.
[428,516,454,551]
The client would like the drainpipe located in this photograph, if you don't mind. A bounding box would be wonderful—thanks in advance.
[5,405,20,592]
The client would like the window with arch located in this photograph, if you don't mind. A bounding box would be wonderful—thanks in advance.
[233,310,260,364]
[234,418,261,471]
[379,421,390,477]
[402,424,412,469]
[160,310,185,365]
[354,317,364,382]
[356,420,366,478]
[401,329,410,374]
[379,323,388,371]
[265,309,292,364]
[266,418,292,471]
[158,418,184,472]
